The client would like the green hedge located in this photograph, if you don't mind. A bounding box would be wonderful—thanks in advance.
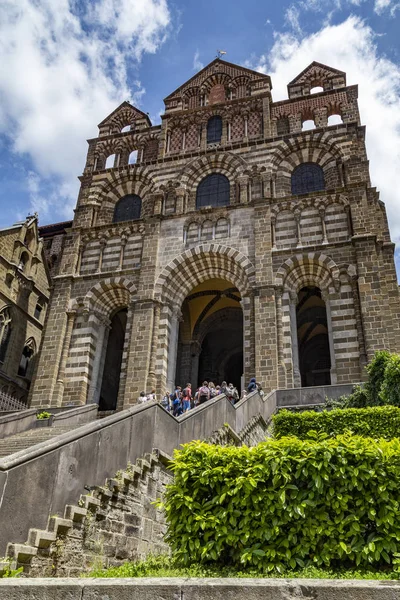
[272,406,400,440]
[163,436,400,571]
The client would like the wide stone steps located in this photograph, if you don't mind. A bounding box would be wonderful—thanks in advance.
[0,425,83,458]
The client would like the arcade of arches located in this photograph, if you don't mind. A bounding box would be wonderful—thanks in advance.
[175,278,244,391]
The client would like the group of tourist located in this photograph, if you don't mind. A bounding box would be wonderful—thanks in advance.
[137,378,264,416]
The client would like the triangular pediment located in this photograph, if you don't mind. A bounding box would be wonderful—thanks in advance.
[288,62,346,86]
[164,58,271,100]
[98,101,151,128]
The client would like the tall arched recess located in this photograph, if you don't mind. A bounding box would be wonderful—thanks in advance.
[196,174,230,209]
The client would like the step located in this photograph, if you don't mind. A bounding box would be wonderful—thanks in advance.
[27,529,57,549]
[48,517,73,534]
[64,505,88,522]
[7,543,37,563]
[0,425,82,458]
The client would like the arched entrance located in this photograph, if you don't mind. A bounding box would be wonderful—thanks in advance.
[99,308,127,410]
[175,279,243,391]
[296,287,331,386]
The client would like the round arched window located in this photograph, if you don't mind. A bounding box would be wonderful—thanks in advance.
[196,174,230,209]
[113,195,142,223]
[291,163,325,195]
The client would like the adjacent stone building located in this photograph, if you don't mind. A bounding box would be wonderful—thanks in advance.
[0,215,51,401]
[30,59,400,410]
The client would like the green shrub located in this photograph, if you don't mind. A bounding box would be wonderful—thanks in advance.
[36,411,52,420]
[367,350,392,404]
[162,436,400,571]
[380,354,400,406]
[273,406,400,440]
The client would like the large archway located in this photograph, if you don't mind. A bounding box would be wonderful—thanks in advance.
[98,308,127,411]
[296,286,331,386]
[175,278,243,391]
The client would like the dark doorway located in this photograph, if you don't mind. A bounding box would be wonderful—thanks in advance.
[296,287,331,387]
[197,310,243,391]
[99,308,127,411]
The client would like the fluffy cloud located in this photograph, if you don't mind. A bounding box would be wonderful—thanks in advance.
[248,17,400,248]
[0,0,171,221]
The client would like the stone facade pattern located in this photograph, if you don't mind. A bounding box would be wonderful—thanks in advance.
[29,59,400,409]
[0,217,51,401]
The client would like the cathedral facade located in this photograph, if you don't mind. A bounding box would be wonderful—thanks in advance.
[30,59,400,410]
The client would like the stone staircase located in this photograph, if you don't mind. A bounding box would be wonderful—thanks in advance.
[1,449,173,577]
[0,425,84,459]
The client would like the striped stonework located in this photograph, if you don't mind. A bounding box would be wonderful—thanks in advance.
[29,59,400,408]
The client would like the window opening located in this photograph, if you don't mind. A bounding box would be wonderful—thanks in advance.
[207,116,223,144]
[302,119,316,131]
[196,174,230,209]
[328,114,343,126]
[291,163,325,195]
[105,154,117,169]
[128,150,138,164]
[113,194,142,223]
[310,86,323,94]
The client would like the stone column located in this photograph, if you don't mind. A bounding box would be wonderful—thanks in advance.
[97,237,107,273]
[123,299,154,405]
[319,207,328,243]
[53,309,76,406]
[152,192,163,216]
[289,291,301,387]
[75,243,83,275]
[118,236,127,270]
[275,288,286,388]
[237,175,249,205]
[321,290,338,385]
[350,275,367,369]
[175,187,186,215]
[294,210,302,247]
[190,340,202,388]
[87,312,111,404]
[147,301,161,390]
[166,308,181,392]
[271,216,276,249]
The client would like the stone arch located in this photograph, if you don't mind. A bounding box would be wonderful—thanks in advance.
[84,277,137,317]
[155,244,256,306]
[271,135,344,174]
[275,252,340,294]
[95,168,155,222]
[178,152,248,192]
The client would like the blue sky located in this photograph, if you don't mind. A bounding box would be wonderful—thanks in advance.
[0,0,399,272]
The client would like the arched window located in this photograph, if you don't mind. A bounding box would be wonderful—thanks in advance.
[196,174,230,209]
[105,154,117,168]
[328,114,343,126]
[207,116,222,144]
[113,195,142,223]
[277,117,290,136]
[291,163,325,195]
[18,338,36,378]
[128,150,138,164]
[0,307,11,363]
[310,86,323,94]
[18,252,29,272]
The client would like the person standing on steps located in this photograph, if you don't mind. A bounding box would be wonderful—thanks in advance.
[182,383,192,412]
[247,377,257,393]
[198,381,210,404]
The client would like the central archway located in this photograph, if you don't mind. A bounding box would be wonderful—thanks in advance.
[175,279,243,391]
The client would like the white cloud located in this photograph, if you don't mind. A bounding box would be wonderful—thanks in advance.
[285,6,302,35]
[247,16,400,248]
[0,0,171,222]
[374,0,400,14]
[193,50,204,72]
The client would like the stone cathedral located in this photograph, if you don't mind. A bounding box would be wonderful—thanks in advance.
[30,59,400,411]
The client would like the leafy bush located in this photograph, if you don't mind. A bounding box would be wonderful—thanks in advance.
[380,354,400,406]
[162,436,400,571]
[36,411,52,420]
[273,406,400,440]
[367,351,392,404]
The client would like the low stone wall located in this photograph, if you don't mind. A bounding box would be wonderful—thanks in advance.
[0,577,399,600]
[0,409,37,439]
